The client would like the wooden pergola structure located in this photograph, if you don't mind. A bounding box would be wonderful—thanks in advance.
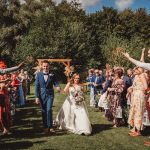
[36,59,72,79]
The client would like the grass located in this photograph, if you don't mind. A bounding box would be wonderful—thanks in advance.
[0,85,150,150]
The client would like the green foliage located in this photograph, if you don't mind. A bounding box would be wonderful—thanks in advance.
[0,1,150,75]
[15,3,87,70]
[101,34,146,68]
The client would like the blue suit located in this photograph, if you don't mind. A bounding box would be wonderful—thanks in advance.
[35,71,59,128]
[93,75,105,94]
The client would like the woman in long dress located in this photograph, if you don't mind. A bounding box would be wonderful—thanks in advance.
[107,68,125,127]
[128,67,147,136]
[56,73,92,135]
[0,76,11,134]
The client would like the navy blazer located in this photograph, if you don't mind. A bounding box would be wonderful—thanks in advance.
[122,75,132,90]
[35,72,59,103]
[93,75,105,90]
[87,75,95,88]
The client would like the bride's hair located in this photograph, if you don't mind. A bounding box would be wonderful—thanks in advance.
[69,73,82,85]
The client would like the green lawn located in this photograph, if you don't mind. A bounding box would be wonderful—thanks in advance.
[0,85,150,150]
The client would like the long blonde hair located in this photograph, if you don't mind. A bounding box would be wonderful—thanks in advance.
[69,73,82,85]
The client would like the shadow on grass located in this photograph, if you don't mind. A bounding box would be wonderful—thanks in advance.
[0,140,46,150]
[0,99,67,141]
[142,126,150,136]
[91,124,112,135]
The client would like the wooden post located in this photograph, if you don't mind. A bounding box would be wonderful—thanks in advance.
[35,59,72,81]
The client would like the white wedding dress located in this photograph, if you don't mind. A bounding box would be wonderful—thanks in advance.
[56,85,92,135]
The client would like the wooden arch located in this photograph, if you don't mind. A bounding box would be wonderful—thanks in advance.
[36,59,72,79]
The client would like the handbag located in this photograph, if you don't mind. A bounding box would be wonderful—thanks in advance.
[115,106,122,118]
[143,110,150,126]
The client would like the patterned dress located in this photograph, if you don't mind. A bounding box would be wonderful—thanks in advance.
[128,76,146,130]
[107,79,124,125]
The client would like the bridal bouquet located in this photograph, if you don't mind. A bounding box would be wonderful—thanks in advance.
[74,91,85,105]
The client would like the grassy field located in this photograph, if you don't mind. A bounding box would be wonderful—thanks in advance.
[0,85,150,150]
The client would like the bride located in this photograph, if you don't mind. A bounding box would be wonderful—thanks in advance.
[56,73,92,135]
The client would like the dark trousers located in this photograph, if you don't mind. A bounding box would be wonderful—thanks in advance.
[41,97,54,128]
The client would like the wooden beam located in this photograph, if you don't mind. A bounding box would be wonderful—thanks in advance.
[37,59,72,63]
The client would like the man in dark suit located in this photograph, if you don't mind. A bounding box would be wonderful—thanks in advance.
[35,60,61,134]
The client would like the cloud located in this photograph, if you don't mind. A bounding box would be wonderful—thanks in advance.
[54,0,101,8]
[20,0,26,4]
[19,0,101,8]
[115,0,135,11]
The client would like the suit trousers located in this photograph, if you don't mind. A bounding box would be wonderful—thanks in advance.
[41,97,54,128]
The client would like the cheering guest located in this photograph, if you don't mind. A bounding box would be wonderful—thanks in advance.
[128,67,147,136]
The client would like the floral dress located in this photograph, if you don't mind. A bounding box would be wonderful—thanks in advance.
[128,76,146,130]
[107,79,124,125]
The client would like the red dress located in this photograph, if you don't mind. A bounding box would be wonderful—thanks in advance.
[0,82,11,129]
[11,74,20,88]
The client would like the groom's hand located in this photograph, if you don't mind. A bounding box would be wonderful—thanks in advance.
[35,98,40,105]
[56,87,61,93]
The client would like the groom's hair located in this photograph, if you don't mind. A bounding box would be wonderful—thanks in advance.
[42,60,49,65]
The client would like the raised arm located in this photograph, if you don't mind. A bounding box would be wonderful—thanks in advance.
[64,82,70,93]
[140,48,145,62]
[0,62,24,75]
[122,52,150,70]
[139,73,148,90]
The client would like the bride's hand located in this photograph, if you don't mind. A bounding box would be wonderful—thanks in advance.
[60,89,65,94]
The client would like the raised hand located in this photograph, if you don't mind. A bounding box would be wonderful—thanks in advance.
[122,52,130,59]
[18,62,25,68]
[141,48,145,54]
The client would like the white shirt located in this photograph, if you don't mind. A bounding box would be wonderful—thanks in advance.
[43,71,49,82]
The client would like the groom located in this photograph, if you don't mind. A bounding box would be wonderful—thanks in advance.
[35,60,61,133]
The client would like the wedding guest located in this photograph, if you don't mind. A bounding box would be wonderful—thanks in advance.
[0,76,11,134]
[127,68,134,84]
[13,72,25,106]
[98,69,113,115]
[121,67,132,125]
[87,69,95,107]
[107,68,125,127]
[93,69,105,107]
[122,49,150,70]
[24,71,30,95]
[19,69,27,101]
[128,67,147,137]
[0,61,24,75]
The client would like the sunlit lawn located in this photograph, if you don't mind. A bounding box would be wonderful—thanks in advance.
[0,85,150,150]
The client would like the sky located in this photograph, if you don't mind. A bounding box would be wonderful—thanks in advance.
[20,0,150,14]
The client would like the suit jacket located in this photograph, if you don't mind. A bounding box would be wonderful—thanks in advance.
[101,79,112,94]
[93,75,105,90]
[35,71,59,103]
[87,75,95,88]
